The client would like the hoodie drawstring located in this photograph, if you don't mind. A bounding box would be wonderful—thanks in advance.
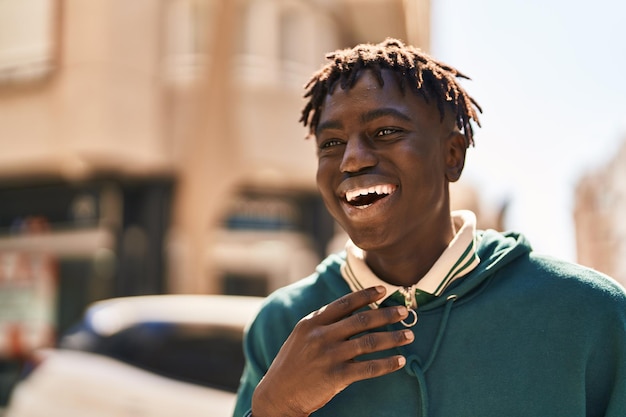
[406,294,458,417]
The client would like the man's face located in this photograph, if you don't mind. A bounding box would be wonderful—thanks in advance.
[314,69,465,252]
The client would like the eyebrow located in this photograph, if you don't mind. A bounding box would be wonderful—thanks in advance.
[315,120,342,136]
[361,108,412,124]
[316,107,412,136]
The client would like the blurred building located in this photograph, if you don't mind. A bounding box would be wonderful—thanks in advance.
[0,0,431,342]
[574,138,626,287]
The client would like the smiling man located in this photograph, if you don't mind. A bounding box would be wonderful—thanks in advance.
[233,39,626,417]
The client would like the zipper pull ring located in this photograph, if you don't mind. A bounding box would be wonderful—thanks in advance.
[400,287,418,327]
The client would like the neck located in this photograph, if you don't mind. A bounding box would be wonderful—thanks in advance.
[364,217,456,287]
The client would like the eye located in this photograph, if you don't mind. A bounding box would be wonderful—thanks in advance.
[319,139,344,149]
[376,127,400,137]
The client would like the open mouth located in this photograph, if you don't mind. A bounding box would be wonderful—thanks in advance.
[344,184,397,208]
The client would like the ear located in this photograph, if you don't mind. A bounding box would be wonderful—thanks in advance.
[444,131,467,183]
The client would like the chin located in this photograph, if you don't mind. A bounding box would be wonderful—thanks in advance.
[345,228,391,252]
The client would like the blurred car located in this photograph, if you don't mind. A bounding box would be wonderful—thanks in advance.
[4,294,265,417]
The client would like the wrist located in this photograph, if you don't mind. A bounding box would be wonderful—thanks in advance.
[252,386,309,417]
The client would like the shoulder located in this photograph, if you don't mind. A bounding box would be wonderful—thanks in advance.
[501,252,626,323]
[528,253,625,296]
[475,230,624,305]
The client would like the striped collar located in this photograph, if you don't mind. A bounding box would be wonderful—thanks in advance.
[340,210,480,308]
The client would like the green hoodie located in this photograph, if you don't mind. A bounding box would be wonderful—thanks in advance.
[234,230,626,417]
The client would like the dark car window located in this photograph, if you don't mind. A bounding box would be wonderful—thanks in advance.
[64,323,246,392]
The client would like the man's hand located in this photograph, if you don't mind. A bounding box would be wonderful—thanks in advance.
[251,286,414,417]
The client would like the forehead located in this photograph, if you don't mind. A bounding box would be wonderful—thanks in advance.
[324,68,406,106]
[316,69,444,131]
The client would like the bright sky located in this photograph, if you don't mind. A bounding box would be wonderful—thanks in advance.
[431,0,626,262]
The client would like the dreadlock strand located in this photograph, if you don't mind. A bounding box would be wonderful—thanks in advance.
[370,63,385,88]
[300,38,481,146]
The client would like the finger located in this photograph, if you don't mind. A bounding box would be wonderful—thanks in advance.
[330,305,409,340]
[309,286,387,324]
[341,328,414,358]
[340,355,407,384]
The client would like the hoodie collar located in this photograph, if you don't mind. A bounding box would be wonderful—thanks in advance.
[340,210,481,308]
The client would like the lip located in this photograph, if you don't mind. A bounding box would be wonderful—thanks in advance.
[337,175,398,198]
[336,175,399,221]
[339,188,398,221]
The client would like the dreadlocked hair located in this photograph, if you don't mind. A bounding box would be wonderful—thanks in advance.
[300,38,482,147]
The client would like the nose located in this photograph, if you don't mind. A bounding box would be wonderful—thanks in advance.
[339,137,378,173]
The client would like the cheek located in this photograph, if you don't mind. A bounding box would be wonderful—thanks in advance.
[316,160,344,217]
[316,161,335,200]
[398,141,446,176]
[315,159,326,187]
[316,154,338,183]
[396,150,446,199]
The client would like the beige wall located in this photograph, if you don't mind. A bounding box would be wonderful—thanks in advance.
[0,0,170,181]
[0,0,430,294]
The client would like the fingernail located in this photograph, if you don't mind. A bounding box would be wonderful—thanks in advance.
[402,329,414,341]
[396,305,408,316]
[398,356,406,367]
[374,285,385,294]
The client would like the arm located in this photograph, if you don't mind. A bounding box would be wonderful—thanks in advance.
[244,286,413,417]
[593,304,626,416]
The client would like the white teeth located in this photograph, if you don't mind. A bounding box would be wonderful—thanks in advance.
[345,184,395,202]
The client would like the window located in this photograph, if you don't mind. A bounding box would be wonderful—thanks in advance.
[164,0,216,83]
[0,0,57,84]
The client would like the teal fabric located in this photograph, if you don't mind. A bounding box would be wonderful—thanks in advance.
[233,230,626,417]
